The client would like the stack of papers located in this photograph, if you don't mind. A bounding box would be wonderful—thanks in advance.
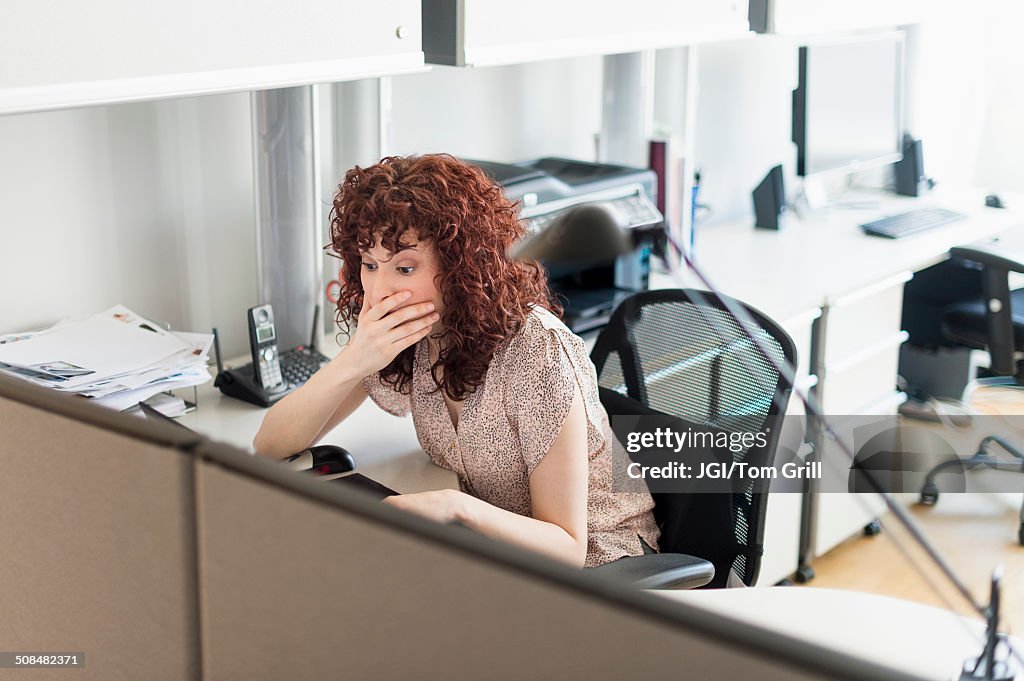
[0,305,213,411]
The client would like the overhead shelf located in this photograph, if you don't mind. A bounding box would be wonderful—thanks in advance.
[0,0,425,115]
[423,0,751,67]
[748,0,925,34]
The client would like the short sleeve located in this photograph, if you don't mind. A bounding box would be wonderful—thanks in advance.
[505,325,582,476]
[362,373,412,417]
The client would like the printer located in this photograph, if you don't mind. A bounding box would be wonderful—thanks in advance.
[472,157,663,334]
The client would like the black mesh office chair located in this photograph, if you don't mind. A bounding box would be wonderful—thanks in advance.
[588,289,797,588]
[917,245,1024,544]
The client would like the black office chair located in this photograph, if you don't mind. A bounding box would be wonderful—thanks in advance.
[917,245,1024,544]
[588,289,797,588]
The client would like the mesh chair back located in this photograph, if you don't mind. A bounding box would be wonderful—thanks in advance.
[591,289,797,587]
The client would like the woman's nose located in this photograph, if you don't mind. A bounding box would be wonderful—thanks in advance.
[364,276,398,308]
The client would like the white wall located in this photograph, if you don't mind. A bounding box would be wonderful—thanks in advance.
[691,36,798,228]
[909,0,1024,194]
[388,57,603,162]
[1,57,604,358]
[0,94,257,357]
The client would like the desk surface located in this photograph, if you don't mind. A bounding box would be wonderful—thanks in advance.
[180,372,458,494]
[659,586,1019,681]
[668,186,1023,321]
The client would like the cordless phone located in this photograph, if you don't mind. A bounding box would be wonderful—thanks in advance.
[214,304,330,407]
[247,304,284,390]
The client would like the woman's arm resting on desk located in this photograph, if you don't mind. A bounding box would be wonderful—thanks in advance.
[383,387,590,567]
[252,350,366,458]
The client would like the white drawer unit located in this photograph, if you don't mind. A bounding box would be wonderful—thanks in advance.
[757,489,805,585]
[816,273,911,414]
[0,0,424,115]
[821,332,909,414]
[811,392,907,558]
[821,273,910,366]
[422,0,751,67]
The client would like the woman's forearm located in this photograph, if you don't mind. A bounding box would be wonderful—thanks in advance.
[456,494,588,567]
[252,350,364,458]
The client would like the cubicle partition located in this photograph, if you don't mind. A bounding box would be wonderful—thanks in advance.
[0,374,921,681]
[0,385,203,679]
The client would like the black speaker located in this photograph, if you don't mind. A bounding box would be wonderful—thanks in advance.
[752,165,786,230]
[895,133,925,197]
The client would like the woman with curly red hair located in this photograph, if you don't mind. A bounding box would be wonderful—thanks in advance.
[254,154,658,568]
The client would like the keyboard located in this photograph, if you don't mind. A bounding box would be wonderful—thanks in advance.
[860,207,966,239]
[279,346,330,388]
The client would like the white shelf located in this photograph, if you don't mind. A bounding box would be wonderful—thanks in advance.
[0,0,425,115]
[423,0,751,67]
[749,0,925,35]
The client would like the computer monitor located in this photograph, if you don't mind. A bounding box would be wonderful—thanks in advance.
[793,32,905,178]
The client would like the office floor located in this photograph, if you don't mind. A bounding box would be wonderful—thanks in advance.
[796,386,1024,636]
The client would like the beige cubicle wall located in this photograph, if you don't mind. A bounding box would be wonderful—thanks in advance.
[0,374,922,681]
[0,385,203,680]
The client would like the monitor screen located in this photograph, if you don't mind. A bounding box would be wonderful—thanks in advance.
[793,33,905,177]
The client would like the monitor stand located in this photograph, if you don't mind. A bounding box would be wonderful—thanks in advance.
[792,174,893,218]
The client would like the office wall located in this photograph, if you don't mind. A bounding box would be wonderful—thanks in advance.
[0,94,257,357]
[690,35,798,228]
[909,1,1024,194]
[387,57,603,161]
[0,58,602,357]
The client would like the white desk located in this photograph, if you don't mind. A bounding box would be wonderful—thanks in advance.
[657,586,1019,681]
[179,367,457,495]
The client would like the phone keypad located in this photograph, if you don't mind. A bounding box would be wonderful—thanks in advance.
[258,347,283,388]
[279,346,330,388]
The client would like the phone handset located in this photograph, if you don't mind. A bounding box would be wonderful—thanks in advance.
[247,304,284,390]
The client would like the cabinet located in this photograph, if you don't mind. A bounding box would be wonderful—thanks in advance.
[0,0,424,115]
[756,307,819,585]
[811,274,911,558]
[423,0,751,67]
[748,0,924,34]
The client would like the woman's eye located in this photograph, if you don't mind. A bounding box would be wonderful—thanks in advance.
[361,262,377,271]
[397,266,415,275]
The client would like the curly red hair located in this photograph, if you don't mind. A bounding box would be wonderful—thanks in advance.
[329,154,561,401]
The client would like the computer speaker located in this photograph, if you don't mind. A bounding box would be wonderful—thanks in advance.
[895,134,925,197]
[752,164,786,230]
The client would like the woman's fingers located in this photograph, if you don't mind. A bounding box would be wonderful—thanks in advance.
[388,312,439,344]
[366,290,412,321]
[378,301,436,330]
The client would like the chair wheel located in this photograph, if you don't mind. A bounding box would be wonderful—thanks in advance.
[864,519,882,536]
[920,482,939,506]
[795,564,815,583]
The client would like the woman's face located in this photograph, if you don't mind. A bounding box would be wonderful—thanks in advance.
[359,235,445,329]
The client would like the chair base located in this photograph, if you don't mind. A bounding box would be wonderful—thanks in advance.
[919,435,1024,546]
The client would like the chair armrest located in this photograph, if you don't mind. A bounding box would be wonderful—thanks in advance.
[589,553,715,590]
[950,245,1024,275]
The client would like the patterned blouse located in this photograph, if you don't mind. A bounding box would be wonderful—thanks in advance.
[362,306,660,567]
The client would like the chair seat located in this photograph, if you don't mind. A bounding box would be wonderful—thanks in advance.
[589,553,715,590]
[942,288,1024,351]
